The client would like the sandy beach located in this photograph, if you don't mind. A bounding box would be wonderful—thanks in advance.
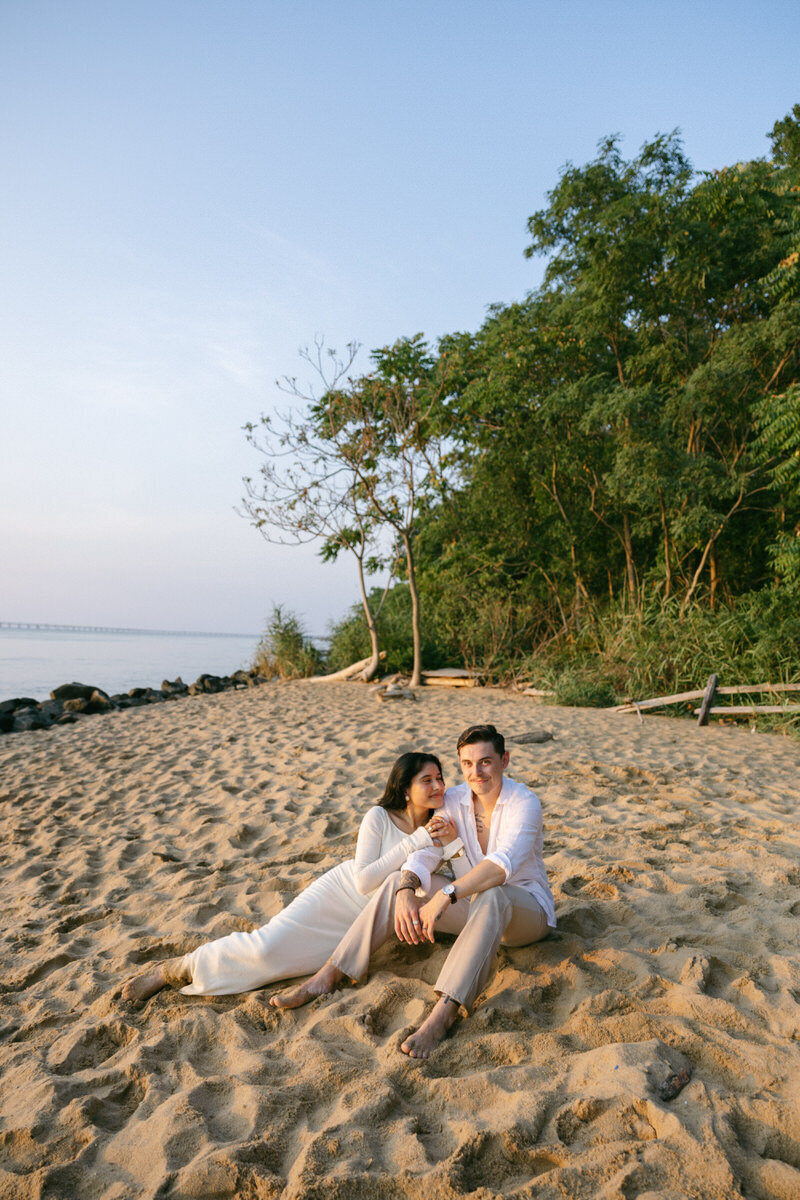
[1,680,799,1199]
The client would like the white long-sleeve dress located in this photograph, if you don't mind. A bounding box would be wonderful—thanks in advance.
[179,806,433,996]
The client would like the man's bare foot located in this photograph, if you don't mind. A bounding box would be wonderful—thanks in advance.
[400,996,459,1059]
[121,958,187,1003]
[270,962,344,1009]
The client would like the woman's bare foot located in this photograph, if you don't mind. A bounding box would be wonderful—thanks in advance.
[121,958,188,1003]
[400,996,459,1059]
[270,962,344,1009]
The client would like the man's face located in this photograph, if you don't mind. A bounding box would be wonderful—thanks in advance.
[458,740,509,800]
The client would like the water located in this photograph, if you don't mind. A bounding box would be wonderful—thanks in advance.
[0,629,261,701]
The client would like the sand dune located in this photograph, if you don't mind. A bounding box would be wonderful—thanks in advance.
[1,681,799,1199]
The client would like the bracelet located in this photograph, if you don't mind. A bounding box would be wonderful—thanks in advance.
[396,884,417,893]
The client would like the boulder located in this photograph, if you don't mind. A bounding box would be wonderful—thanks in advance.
[127,687,163,703]
[56,712,81,725]
[189,674,224,695]
[230,669,254,688]
[63,698,89,713]
[86,690,115,713]
[0,712,14,734]
[51,682,109,702]
[13,708,52,732]
[38,699,65,719]
[161,677,188,697]
[0,697,39,714]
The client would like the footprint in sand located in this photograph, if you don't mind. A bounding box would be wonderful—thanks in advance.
[448,1127,560,1193]
[1,953,74,996]
[361,980,419,1036]
[48,1020,137,1074]
[76,1071,148,1133]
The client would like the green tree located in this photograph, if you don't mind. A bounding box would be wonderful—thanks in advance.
[420,115,800,642]
[242,340,395,682]
[315,335,459,685]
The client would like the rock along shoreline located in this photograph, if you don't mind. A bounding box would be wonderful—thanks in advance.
[0,669,269,736]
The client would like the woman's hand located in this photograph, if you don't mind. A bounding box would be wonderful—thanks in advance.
[425,815,457,844]
[417,891,450,942]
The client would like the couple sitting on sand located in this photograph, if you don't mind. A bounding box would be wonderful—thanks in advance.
[123,723,555,1058]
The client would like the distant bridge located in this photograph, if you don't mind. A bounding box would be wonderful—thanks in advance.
[0,621,258,639]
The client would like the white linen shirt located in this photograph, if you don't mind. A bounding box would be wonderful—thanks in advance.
[402,775,556,928]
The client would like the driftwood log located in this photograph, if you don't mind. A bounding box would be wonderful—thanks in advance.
[612,688,706,713]
[615,679,800,719]
[377,686,416,702]
[421,669,481,688]
[510,730,555,744]
[717,682,800,695]
[697,674,719,726]
[614,676,800,710]
[694,704,800,716]
[308,652,386,683]
[422,676,480,688]
[422,668,479,678]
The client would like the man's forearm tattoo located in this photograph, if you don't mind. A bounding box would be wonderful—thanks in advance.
[399,871,421,891]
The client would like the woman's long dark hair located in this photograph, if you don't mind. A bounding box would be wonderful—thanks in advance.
[378,752,443,811]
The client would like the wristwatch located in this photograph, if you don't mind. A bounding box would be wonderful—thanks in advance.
[442,883,458,904]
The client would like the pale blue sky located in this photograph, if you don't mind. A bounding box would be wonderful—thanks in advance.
[1,1,798,634]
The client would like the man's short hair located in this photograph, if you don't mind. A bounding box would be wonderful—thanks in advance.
[456,723,505,757]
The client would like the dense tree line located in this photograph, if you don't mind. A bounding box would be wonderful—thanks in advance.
[249,106,800,697]
[418,108,799,635]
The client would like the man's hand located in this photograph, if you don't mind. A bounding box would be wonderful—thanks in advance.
[418,891,450,942]
[394,888,425,944]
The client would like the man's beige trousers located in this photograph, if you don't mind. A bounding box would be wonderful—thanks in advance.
[330,871,549,1011]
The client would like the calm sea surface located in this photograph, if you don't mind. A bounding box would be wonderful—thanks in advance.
[0,629,261,701]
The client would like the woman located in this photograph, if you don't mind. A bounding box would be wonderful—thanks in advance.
[122,752,455,1003]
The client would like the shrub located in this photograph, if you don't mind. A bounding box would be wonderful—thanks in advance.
[548,667,617,708]
[252,605,323,679]
[517,589,800,727]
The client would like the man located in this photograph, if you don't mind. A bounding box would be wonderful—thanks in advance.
[272,723,555,1059]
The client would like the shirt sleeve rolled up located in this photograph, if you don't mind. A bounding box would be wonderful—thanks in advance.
[485,793,542,884]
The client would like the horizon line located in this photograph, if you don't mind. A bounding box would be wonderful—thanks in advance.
[0,621,259,639]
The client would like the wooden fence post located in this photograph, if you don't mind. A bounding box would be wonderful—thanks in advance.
[697,673,718,727]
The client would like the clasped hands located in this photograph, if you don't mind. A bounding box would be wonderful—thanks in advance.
[424,814,456,845]
[394,887,452,944]
[394,812,457,945]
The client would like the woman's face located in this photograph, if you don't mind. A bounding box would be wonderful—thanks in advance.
[405,761,445,816]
